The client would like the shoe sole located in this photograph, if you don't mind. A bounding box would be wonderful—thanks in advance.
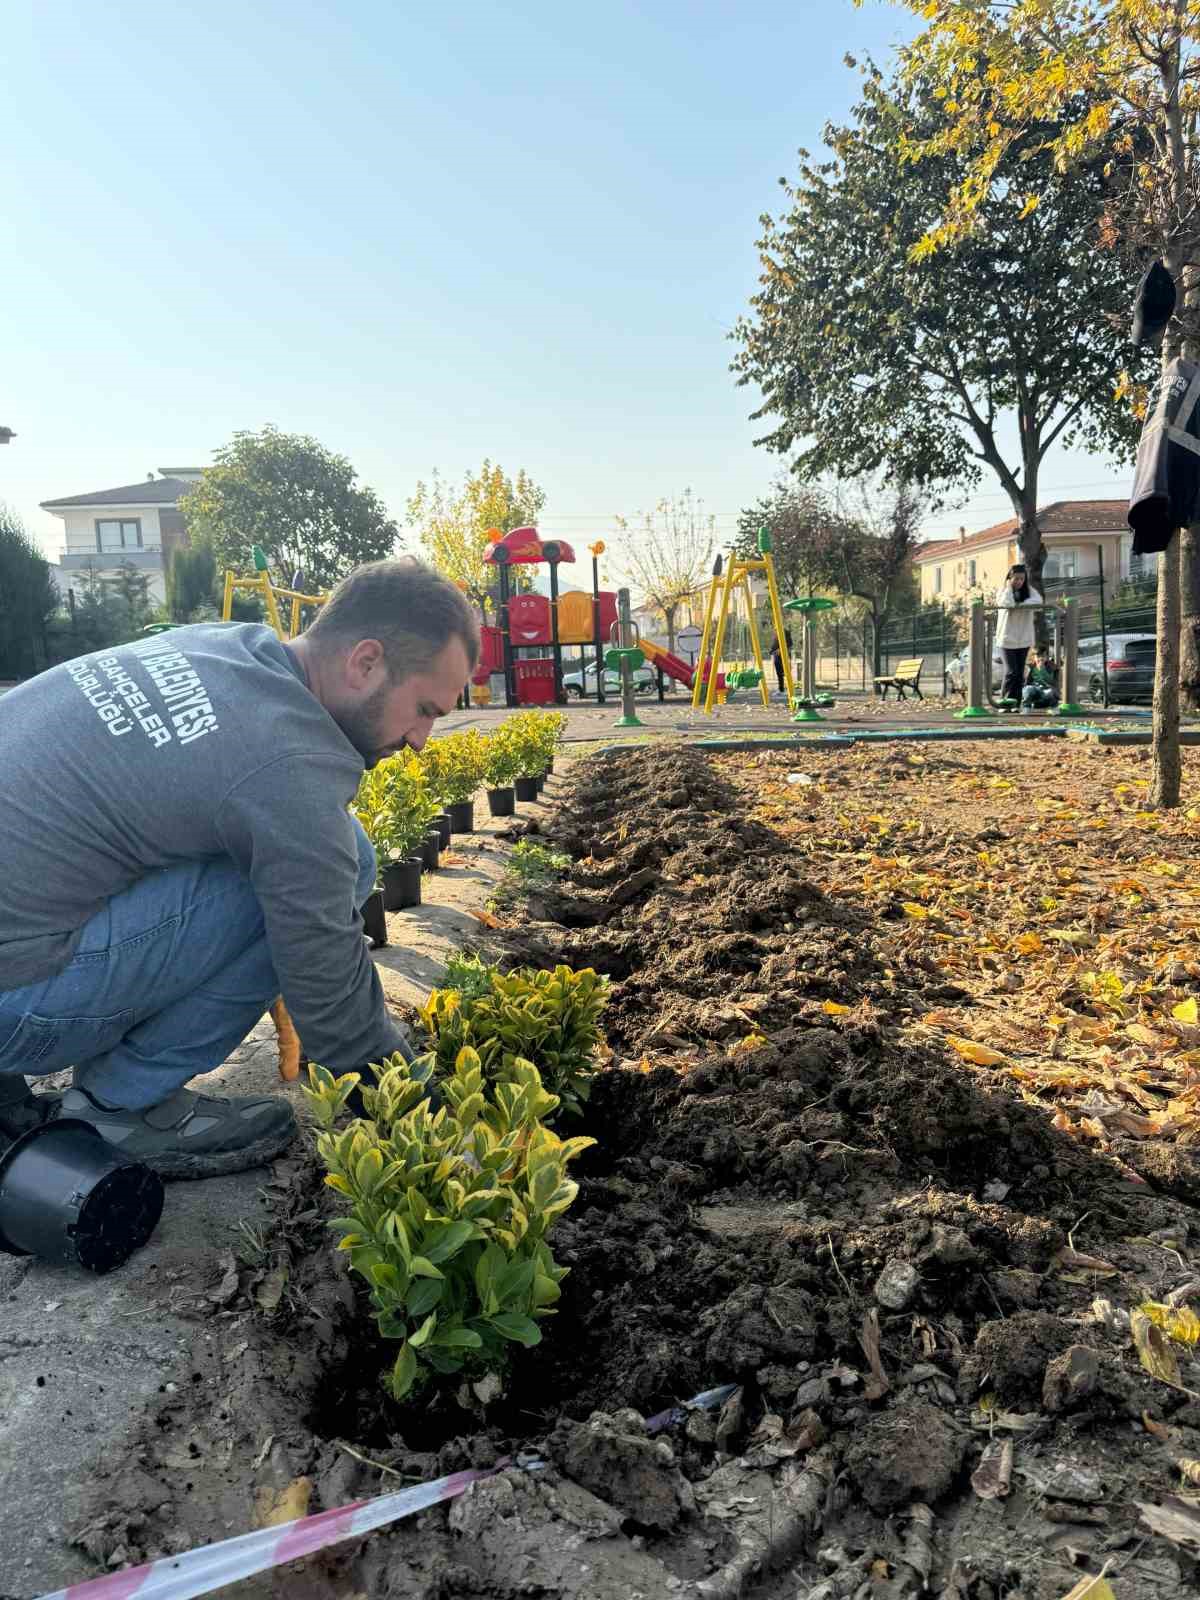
[134,1119,298,1182]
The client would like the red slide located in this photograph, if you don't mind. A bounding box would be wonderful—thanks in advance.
[640,638,695,688]
[641,638,725,694]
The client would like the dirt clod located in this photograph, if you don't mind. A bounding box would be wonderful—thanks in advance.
[1043,1343,1102,1413]
[843,1401,968,1513]
[545,1411,696,1531]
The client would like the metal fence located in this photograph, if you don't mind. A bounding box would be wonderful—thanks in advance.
[796,571,1159,701]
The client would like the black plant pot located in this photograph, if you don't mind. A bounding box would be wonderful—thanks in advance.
[420,830,441,871]
[514,775,539,803]
[382,856,422,908]
[362,888,388,947]
[433,813,452,851]
[0,1118,164,1274]
[536,773,546,794]
[487,786,516,817]
[447,799,475,834]
[546,757,555,774]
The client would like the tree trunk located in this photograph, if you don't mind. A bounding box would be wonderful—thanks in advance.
[664,606,677,655]
[870,609,882,677]
[1151,9,1186,799]
[1150,537,1182,809]
[1015,501,1049,648]
[1180,522,1200,712]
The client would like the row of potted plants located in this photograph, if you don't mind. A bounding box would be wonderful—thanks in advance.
[353,712,566,944]
[418,711,565,827]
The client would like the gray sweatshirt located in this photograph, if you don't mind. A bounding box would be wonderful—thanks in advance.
[0,623,406,1072]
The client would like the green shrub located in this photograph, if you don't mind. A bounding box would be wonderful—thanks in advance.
[304,1047,593,1401]
[420,963,608,1118]
[482,721,522,788]
[502,712,547,777]
[353,751,439,862]
[418,730,489,807]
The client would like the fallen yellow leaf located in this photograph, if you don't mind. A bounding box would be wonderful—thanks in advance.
[1173,997,1198,1025]
[901,902,930,919]
[1139,1302,1200,1347]
[1132,1307,1182,1386]
[1060,1577,1116,1600]
[255,1475,313,1528]
[822,1000,851,1016]
[946,1036,1008,1067]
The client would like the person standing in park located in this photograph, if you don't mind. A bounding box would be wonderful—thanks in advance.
[0,559,477,1177]
[771,627,793,694]
[994,564,1042,707]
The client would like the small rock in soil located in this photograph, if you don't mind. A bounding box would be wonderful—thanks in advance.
[1043,1345,1101,1414]
[545,1411,697,1531]
[874,1259,921,1311]
[842,1401,968,1513]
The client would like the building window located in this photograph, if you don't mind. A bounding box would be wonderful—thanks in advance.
[1043,547,1079,582]
[967,559,977,586]
[95,518,142,552]
[934,566,943,594]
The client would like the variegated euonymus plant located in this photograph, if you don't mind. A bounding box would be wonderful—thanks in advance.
[304,1046,594,1401]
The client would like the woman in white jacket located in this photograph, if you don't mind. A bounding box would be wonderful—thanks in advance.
[994,564,1043,706]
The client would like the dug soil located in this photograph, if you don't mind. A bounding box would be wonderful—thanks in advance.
[68,746,1200,1600]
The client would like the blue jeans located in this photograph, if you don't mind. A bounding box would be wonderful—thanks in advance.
[1021,685,1057,708]
[0,821,377,1110]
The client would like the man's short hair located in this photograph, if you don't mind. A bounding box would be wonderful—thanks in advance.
[305,558,480,677]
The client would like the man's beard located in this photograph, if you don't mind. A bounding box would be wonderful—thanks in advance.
[334,682,405,767]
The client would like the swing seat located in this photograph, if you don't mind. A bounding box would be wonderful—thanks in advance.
[727,668,762,689]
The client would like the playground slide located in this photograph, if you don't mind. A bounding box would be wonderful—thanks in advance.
[640,638,696,688]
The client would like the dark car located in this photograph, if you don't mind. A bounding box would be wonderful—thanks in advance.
[1088,636,1157,704]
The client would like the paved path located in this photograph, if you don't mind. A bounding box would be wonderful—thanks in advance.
[0,788,521,1598]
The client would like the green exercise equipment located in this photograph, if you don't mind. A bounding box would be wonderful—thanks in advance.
[604,646,645,673]
[783,596,837,721]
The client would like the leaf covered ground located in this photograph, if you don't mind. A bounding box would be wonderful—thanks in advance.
[736,741,1200,1198]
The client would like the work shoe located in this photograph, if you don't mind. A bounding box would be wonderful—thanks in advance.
[0,1076,60,1143]
[59,1085,297,1180]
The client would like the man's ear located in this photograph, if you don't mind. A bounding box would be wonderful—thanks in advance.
[344,638,387,692]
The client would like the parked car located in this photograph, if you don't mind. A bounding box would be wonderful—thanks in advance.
[562,660,656,698]
[1086,634,1157,704]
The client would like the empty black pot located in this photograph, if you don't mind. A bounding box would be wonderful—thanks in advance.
[421,829,441,871]
[433,813,452,850]
[392,855,422,906]
[514,775,539,803]
[0,1118,164,1274]
[362,888,388,947]
[447,799,474,834]
[487,786,515,817]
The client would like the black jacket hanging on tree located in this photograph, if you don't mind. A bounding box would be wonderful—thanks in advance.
[1128,358,1200,554]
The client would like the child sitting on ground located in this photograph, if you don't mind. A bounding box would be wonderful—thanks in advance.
[1021,648,1058,711]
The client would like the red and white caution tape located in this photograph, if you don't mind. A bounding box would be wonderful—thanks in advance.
[40,1383,739,1600]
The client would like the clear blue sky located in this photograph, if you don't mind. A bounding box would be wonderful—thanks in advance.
[4,0,1132,585]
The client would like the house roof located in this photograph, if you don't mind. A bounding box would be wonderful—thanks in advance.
[914,500,1128,563]
[40,475,196,511]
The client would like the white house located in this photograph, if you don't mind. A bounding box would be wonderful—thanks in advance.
[41,468,203,605]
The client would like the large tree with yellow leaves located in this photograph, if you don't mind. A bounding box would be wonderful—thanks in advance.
[888,0,1200,800]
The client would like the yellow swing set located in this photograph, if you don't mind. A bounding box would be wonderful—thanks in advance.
[220,546,328,641]
[691,527,795,712]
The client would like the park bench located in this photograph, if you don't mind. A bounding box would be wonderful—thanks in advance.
[873,657,925,701]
